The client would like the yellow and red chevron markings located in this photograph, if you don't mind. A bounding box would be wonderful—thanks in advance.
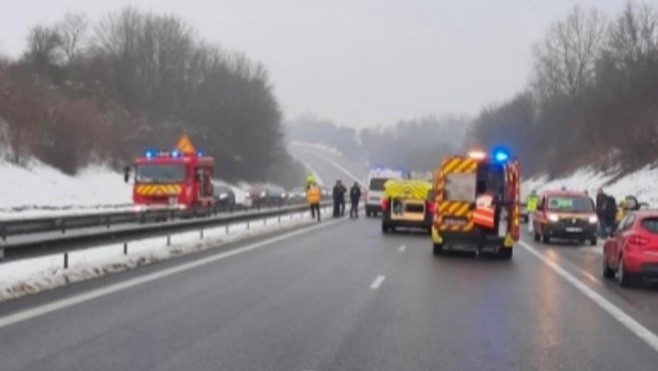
[433,156,478,233]
[136,184,182,197]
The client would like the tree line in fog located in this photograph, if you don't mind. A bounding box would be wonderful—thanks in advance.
[0,8,304,186]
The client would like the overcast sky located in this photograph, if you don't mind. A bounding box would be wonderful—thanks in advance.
[0,0,628,127]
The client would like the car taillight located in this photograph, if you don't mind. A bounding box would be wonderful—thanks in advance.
[427,201,437,213]
[627,234,650,247]
[381,198,389,211]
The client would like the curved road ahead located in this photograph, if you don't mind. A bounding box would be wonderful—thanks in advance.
[1,150,658,370]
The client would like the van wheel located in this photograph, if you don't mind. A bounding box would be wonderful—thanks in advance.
[534,231,540,242]
[433,243,444,256]
[382,224,389,234]
[499,248,513,260]
[590,238,597,246]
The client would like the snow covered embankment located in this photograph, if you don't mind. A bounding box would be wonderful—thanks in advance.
[523,165,658,206]
[0,159,132,219]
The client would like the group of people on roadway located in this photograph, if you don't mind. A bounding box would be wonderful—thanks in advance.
[305,178,362,221]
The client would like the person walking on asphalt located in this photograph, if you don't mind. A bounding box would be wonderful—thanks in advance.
[307,182,321,222]
[604,193,617,237]
[596,188,608,238]
[333,180,346,218]
[526,190,539,235]
[349,182,361,218]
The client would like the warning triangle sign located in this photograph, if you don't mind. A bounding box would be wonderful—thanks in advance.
[175,135,196,154]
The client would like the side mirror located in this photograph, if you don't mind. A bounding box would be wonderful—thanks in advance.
[625,195,639,210]
[123,166,131,184]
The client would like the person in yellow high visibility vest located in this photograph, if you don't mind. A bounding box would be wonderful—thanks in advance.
[307,182,322,222]
[526,190,539,235]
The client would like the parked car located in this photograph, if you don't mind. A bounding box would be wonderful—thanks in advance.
[533,190,598,245]
[603,210,658,287]
[289,187,307,202]
[214,185,236,209]
[247,184,288,207]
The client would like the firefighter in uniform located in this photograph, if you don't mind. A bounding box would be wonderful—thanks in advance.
[307,182,321,222]
[526,190,539,235]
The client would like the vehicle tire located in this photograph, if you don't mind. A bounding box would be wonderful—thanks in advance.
[499,248,513,260]
[590,237,597,246]
[534,230,540,242]
[602,257,615,279]
[433,243,444,256]
[366,211,371,217]
[618,258,633,287]
[542,230,550,244]
[382,223,389,234]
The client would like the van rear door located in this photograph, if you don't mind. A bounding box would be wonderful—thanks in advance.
[437,157,477,233]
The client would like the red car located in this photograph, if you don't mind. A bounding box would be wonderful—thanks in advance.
[603,211,658,286]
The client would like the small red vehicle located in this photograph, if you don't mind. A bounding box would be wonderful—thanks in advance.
[603,210,658,286]
[127,135,215,213]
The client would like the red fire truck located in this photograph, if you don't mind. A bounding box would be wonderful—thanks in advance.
[126,135,215,213]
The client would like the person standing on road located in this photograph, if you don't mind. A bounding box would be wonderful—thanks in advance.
[596,188,608,238]
[349,182,361,218]
[526,190,539,235]
[333,180,346,217]
[307,182,321,222]
[604,194,617,237]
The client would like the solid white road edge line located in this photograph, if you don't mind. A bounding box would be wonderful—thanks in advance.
[399,245,406,252]
[519,240,658,353]
[370,275,386,290]
[0,218,343,330]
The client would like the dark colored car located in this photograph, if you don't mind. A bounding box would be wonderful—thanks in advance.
[533,190,598,245]
[288,187,307,202]
[214,185,236,209]
[603,210,658,286]
[247,184,287,207]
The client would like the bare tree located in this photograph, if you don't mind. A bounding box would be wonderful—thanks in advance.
[57,12,88,64]
[532,6,607,99]
[24,25,63,72]
[607,2,658,72]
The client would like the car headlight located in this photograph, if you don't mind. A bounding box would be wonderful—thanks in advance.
[260,191,266,197]
[548,213,559,222]
[219,193,228,199]
[589,215,598,224]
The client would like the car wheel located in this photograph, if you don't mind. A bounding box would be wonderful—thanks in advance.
[542,229,550,244]
[590,237,597,246]
[433,243,444,256]
[602,257,615,279]
[382,224,389,234]
[534,230,540,242]
[366,211,371,217]
[618,258,633,287]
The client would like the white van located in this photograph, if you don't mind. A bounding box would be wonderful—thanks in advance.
[365,168,404,217]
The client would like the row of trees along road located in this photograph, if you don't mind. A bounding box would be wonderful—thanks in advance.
[470,2,658,178]
[0,8,304,187]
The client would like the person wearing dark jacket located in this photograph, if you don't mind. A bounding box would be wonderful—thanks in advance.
[332,180,347,217]
[604,194,617,236]
[595,188,608,238]
[349,182,361,218]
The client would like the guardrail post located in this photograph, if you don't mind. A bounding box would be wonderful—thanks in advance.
[0,247,4,262]
[200,229,204,240]
[1,224,6,241]
[278,215,281,224]
[124,242,128,255]
[63,252,69,269]
[247,221,250,230]
[166,235,171,246]
[225,225,229,234]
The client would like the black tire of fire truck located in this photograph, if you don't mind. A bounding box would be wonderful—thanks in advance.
[382,223,395,233]
[432,243,444,256]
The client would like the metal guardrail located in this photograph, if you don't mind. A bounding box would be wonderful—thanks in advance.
[0,201,330,262]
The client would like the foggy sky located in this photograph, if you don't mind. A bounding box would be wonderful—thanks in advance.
[0,0,626,127]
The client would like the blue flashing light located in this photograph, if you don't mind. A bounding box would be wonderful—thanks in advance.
[492,148,510,163]
[197,151,204,157]
[144,149,156,159]
[171,150,182,158]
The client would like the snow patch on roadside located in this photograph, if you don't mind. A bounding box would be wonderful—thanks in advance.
[0,210,323,302]
[523,165,658,206]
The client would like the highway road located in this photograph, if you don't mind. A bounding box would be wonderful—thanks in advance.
[1,149,658,370]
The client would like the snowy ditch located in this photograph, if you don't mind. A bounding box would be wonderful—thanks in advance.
[0,206,331,302]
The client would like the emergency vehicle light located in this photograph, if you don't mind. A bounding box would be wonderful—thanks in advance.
[171,150,182,158]
[492,148,510,163]
[197,151,204,157]
[467,150,486,160]
[144,149,156,159]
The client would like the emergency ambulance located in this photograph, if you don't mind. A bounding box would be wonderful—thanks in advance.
[381,179,435,233]
[365,168,404,217]
[431,149,520,259]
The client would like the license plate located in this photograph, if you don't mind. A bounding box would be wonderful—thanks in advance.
[565,227,582,233]
[444,218,466,226]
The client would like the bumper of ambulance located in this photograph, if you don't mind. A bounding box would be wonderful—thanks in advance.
[432,227,514,250]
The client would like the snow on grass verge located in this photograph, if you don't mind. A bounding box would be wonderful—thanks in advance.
[0,207,330,302]
[523,165,658,206]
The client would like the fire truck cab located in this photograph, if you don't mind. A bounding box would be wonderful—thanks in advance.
[128,135,215,214]
[431,148,520,259]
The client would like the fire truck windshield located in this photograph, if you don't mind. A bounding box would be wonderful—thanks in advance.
[136,164,185,183]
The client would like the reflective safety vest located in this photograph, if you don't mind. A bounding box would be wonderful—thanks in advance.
[307,186,321,204]
[526,195,539,212]
[473,193,495,229]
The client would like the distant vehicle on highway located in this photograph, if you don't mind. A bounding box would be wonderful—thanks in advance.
[246,184,288,207]
[365,168,404,217]
[533,190,598,245]
[288,187,306,201]
[603,210,658,287]
[213,184,236,209]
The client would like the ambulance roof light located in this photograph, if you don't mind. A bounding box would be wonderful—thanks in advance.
[492,148,510,163]
[467,150,487,160]
[171,150,182,158]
